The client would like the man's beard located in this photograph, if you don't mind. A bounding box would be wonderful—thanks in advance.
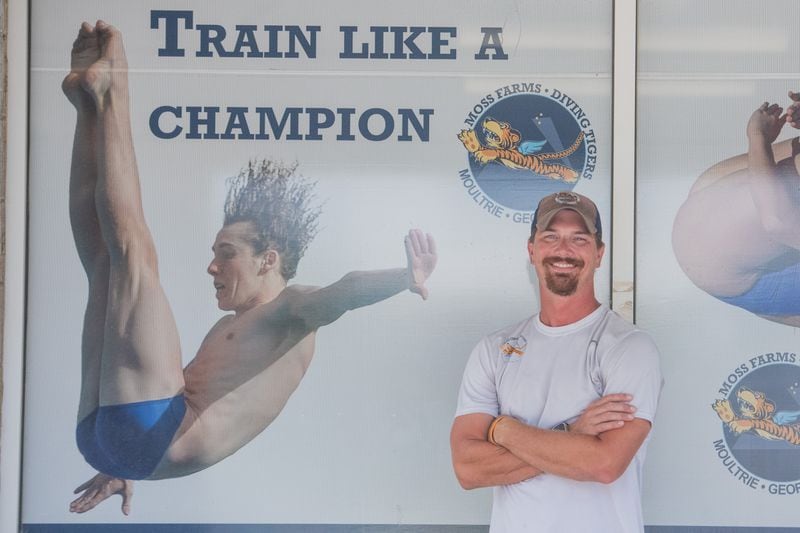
[542,257,585,296]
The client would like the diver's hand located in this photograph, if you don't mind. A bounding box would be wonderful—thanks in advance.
[747,102,786,144]
[70,472,133,515]
[405,229,437,300]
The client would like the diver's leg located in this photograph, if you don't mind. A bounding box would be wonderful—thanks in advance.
[83,22,185,406]
[63,23,108,422]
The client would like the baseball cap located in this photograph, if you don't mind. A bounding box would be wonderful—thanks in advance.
[531,191,602,240]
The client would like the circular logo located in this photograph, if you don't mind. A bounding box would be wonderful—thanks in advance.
[720,363,800,482]
[456,84,596,222]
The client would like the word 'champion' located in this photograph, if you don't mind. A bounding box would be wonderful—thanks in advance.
[150,105,434,141]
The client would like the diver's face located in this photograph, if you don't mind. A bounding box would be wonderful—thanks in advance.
[207,221,265,312]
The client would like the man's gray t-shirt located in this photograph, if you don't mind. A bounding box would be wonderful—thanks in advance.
[456,306,663,533]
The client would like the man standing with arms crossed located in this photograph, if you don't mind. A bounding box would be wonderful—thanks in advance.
[451,191,662,533]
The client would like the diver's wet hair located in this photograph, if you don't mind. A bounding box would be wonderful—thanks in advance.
[224,160,320,280]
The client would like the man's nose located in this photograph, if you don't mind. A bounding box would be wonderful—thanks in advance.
[207,261,218,275]
[554,237,574,253]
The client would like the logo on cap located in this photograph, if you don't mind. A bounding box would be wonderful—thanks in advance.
[554,191,581,205]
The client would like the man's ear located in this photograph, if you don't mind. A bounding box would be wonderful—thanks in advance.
[260,250,279,274]
[595,243,605,268]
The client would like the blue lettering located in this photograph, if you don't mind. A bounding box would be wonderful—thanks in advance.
[232,25,261,58]
[336,108,356,141]
[186,106,221,139]
[359,108,394,141]
[390,26,426,59]
[149,106,183,139]
[221,107,255,140]
[151,107,433,142]
[285,26,320,59]
[150,10,193,57]
[306,108,335,140]
[262,25,283,58]
[257,107,303,140]
[339,26,369,58]
[196,25,237,58]
[475,27,508,60]
[429,27,457,59]
[151,16,318,60]
[398,108,433,141]
[340,26,458,60]
[369,27,390,59]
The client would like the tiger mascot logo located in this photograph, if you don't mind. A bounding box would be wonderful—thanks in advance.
[713,387,800,445]
[458,118,584,183]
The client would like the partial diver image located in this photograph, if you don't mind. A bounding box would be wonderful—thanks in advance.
[64,20,437,514]
[673,94,800,327]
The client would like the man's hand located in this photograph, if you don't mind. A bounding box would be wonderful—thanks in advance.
[70,473,133,515]
[747,102,786,143]
[786,91,800,129]
[405,229,437,300]
[568,393,636,436]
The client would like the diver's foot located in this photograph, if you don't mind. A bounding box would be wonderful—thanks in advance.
[82,21,129,110]
[62,22,98,110]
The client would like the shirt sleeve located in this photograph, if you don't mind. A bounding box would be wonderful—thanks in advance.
[600,330,663,424]
[454,337,500,418]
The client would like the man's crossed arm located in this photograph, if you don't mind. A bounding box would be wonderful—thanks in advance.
[450,394,649,489]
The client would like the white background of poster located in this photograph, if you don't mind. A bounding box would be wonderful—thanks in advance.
[22,0,612,525]
[637,0,800,528]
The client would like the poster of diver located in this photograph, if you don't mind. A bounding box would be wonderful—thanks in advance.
[21,0,612,529]
[636,0,800,529]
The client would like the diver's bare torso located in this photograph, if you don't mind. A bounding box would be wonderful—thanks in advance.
[153,287,317,479]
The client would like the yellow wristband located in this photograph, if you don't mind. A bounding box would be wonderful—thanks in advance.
[487,415,507,445]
